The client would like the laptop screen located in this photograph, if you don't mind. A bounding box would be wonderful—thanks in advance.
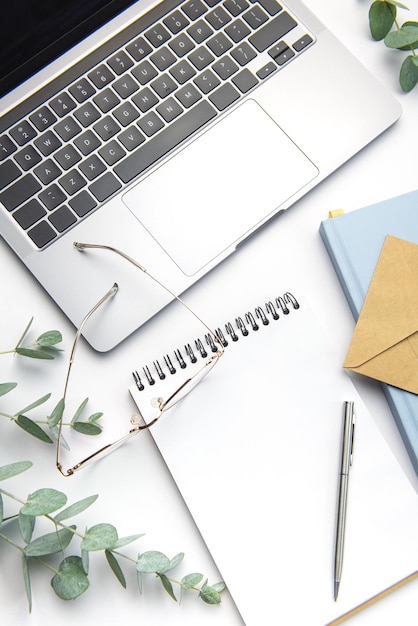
[1,0,137,97]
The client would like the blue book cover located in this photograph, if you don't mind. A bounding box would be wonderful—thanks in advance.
[319,189,418,476]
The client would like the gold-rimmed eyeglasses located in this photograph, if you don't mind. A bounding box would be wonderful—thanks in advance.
[56,242,224,477]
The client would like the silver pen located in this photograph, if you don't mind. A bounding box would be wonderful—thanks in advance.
[334,400,355,601]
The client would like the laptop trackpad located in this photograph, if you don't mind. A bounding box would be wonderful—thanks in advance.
[123,99,318,276]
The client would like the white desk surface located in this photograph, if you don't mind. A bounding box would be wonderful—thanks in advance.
[1,1,418,624]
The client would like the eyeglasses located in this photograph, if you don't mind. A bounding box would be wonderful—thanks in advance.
[56,242,224,477]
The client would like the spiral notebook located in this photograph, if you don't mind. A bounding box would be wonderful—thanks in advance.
[128,292,418,626]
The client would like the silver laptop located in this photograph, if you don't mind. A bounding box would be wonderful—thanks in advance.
[0,0,400,351]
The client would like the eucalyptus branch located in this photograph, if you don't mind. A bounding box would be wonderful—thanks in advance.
[0,462,225,611]
[369,1,418,91]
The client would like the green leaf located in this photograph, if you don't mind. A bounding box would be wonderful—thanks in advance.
[81,548,89,574]
[165,552,185,572]
[400,53,418,90]
[199,584,222,604]
[72,422,102,436]
[71,398,89,424]
[15,317,33,349]
[48,398,65,429]
[21,488,67,516]
[181,572,204,589]
[25,526,75,557]
[22,554,32,613]
[36,330,63,348]
[0,382,17,396]
[18,393,51,415]
[369,0,397,40]
[105,550,127,588]
[385,23,418,48]
[136,551,170,573]
[0,461,33,481]
[81,523,118,551]
[114,533,145,548]
[19,512,36,543]
[15,347,55,359]
[212,581,226,592]
[16,415,53,443]
[159,573,177,601]
[51,556,90,600]
[54,495,99,523]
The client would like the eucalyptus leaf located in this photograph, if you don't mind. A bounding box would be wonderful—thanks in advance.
[36,330,63,347]
[25,526,75,557]
[385,23,418,47]
[199,584,222,604]
[159,551,185,574]
[181,572,204,589]
[0,461,32,481]
[15,347,55,360]
[16,415,53,444]
[0,382,17,396]
[81,523,118,551]
[17,393,51,415]
[400,53,418,90]
[51,556,90,600]
[54,495,99,523]
[21,488,67,516]
[369,0,397,40]
[21,554,32,613]
[19,512,36,543]
[48,398,65,429]
[105,550,127,588]
[72,422,102,436]
[71,398,89,424]
[114,533,145,548]
[136,551,170,573]
[160,573,177,601]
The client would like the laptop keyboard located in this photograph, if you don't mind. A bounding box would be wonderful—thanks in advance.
[0,0,314,250]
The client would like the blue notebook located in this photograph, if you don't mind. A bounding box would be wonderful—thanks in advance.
[319,189,418,476]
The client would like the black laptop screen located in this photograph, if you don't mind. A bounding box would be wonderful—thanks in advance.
[1,0,137,97]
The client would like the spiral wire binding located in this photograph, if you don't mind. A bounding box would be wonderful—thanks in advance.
[132,292,300,391]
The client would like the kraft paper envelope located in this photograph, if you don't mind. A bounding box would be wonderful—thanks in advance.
[344,235,418,394]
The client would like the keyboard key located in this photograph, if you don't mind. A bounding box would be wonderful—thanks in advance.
[93,88,120,113]
[88,172,122,202]
[150,74,177,98]
[132,87,159,112]
[257,61,277,78]
[69,190,97,217]
[225,19,251,43]
[232,68,259,92]
[28,220,57,248]
[113,102,140,126]
[0,173,41,211]
[187,19,213,43]
[170,59,196,84]
[34,130,62,156]
[118,126,146,151]
[114,101,217,183]
[99,140,126,165]
[9,121,37,146]
[0,159,21,190]
[0,135,17,160]
[156,97,183,122]
[58,169,87,195]
[49,92,77,117]
[145,23,171,47]
[88,64,115,89]
[29,106,57,131]
[107,50,134,74]
[69,78,96,103]
[14,199,46,229]
[54,116,82,141]
[243,5,269,28]
[34,159,62,184]
[182,0,207,20]
[54,145,82,170]
[150,47,177,71]
[14,145,42,171]
[132,61,159,85]
[194,69,221,93]
[188,46,215,70]
[209,82,240,110]
[113,74,139,98]
[223,0,250,17]
[169,33,195,57]
[248,11,297,51]
[126,36,153,61]
[212,55,239,79]
[79,155,107,180]
[164,10,190,34]
[38,183,67,210]
[175,83,202,108]
[74,130,101,155]
[206,7,232,29]
[137,111,165,137]
[231,41,257,65]
[293,34,313,51]
[257,0,282,16]
[49,205,77,232]
[207,32,233,56]
[93,116,121,141]
[74,103,101,127]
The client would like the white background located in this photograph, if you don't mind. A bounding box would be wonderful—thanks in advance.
[1,0,418,624]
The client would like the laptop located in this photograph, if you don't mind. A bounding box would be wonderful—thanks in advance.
[0,0,401,351]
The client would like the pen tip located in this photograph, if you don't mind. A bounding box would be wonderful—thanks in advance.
[334,581,340,601]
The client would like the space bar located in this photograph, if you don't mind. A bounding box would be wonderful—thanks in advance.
[114,101,217,184]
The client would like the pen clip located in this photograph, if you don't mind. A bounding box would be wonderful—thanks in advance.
[346,401,355,467]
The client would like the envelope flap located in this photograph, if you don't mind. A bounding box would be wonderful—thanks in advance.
[344,236,418,368]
